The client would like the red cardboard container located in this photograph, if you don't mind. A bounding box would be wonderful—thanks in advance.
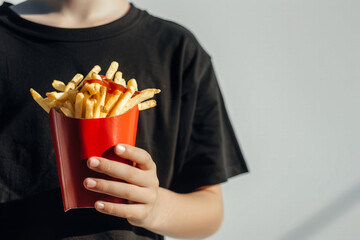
[49,107,139,211]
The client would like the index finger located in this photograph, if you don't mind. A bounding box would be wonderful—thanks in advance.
[114,144,155,170]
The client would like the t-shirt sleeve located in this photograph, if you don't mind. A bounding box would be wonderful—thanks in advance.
[170,40,248,193]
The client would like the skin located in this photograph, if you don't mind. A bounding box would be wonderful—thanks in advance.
[10,0,131,28]
[84,145,223,238]
[11,1,224,238]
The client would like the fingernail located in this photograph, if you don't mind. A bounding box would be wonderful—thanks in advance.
[86,178,97,188]
[96,202,105,210]
[89,157,100,168]
[115,144,125,154]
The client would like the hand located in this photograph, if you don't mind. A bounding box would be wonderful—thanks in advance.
[83,144,160,228]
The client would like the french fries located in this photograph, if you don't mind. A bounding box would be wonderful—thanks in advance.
[30,61,160,118]
[52,80,66,91]
[74,92,84,118]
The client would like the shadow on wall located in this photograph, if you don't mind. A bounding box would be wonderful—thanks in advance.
[279,183,360,240]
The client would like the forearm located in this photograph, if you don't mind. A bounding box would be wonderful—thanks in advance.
[144,185,224,239]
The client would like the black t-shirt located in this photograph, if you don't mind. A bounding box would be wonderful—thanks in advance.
[0,2,248,239]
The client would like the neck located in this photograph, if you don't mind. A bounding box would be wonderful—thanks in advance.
[10,0,130,28]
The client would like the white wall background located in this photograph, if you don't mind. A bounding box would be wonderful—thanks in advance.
[4,0,360,239]
[130,1,360,240]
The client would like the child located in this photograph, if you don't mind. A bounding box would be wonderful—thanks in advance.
[0,0,248,239]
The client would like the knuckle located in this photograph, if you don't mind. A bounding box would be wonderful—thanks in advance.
[100,161,112,173]
[139,149,152,164]
[147,173,159,187]
[141,206,151,219]
[138,211,147,220]
[144,151,152,161]
[149,159,156,169]
[126,146,135,156]
[146,154,155,166]
[126,168,137,181]
[105,203,114,214]
[148,191,157,204]
[153,177,159,187]
[122,185,133,199]
[123,208,133,219]
[96,180,106,191]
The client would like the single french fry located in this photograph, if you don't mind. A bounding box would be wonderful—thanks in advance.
[118,88,160,115]
[114,71,123,84]
[60,106,74,118]
[91,99,97,117]
[91,73,102,80]
[46,91,69,101]
[109,79,137,117]
[81,83,97,95]
[85,65,101,80]
[52,80,66,91]
[85,98,96,119]
[120,78,126,87]
[65,73,83,92]
[100,90,122,117]
[94,85,106,118]
[43,96,62,112]
[30,88,51,113]
[63,100,75,116]
[106,61,119,80]
[91,83,101,106]
[94,83,101,94]
[43,97,61,109]
[82,92,91,118]
[134,81,138,91]
[76,65,101,89]
[138,100,157,111]
[67,89,77,104]
[74,92,84,118]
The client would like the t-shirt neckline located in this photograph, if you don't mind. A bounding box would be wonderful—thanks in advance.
[0,1,143,42]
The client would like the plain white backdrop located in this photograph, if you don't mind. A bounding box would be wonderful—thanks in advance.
[3,1,360,239]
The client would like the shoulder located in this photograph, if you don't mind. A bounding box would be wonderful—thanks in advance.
[0,2,12,15]
[0,3,12,76]
[141,10,196,41]
[0,3,9,54]
[0,2,13,38]
[140,10,210,59]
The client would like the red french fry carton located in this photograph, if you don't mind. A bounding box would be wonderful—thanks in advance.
[49,107,139,211]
